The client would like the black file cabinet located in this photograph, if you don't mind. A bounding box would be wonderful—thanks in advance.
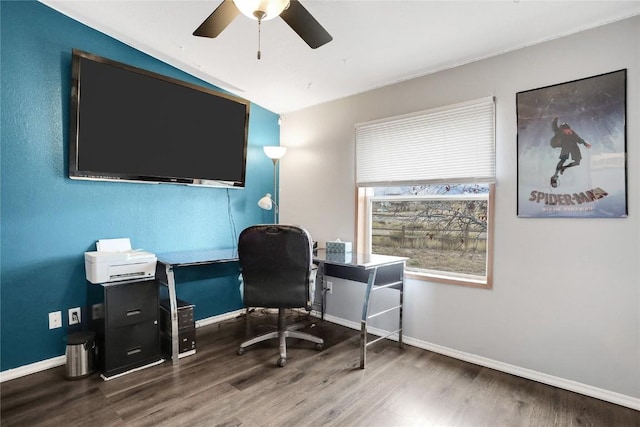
[87,279,161,379]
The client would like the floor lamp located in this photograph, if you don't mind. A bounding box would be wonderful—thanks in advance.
[258,146,287,223]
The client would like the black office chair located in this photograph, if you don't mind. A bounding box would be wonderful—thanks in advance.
[237,224,324,367]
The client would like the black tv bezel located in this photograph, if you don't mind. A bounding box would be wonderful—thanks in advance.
[68,49,250,188]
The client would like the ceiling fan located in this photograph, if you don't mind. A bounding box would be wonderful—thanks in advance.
[193,0,333,59]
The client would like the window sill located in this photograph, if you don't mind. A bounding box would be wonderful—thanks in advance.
[405,270,492,289]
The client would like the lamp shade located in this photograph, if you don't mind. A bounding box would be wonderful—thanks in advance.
[258,193,273,210]
[234,0,290,21]
[263,146,287,160]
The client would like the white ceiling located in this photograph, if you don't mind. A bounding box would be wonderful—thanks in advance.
[41,1,639,114]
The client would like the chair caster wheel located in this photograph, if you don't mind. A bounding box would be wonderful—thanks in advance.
[237,347,245,355]
[315,343,324,351]
[277,357,287,367]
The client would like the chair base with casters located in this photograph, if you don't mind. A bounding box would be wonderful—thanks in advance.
[237,308,323,367]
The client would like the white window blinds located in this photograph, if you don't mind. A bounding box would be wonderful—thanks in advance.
[356,97,495,187]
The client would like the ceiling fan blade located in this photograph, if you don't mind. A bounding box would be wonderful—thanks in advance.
[193,0,240,38]
[279,0,333,49]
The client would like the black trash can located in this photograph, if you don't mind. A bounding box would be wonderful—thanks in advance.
[65,331,95,380]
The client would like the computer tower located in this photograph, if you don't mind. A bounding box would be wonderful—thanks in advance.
[159,298,196,359]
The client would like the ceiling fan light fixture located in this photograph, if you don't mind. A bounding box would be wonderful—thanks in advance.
[194,0,332,55]
[233,0,290,22]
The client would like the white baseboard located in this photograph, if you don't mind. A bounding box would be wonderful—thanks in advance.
[0,356,66,383]
[0,309,246,384]
[321,313,640,412]
[4,310,638,412]
[195,308,245,328]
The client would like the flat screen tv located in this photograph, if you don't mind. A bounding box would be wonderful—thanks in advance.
[68,49,250,188]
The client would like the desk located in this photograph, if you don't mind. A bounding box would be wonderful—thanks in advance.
[156,248,406,368]
[314,249,407,368]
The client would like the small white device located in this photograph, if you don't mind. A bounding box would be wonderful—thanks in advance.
[84,238,156,284]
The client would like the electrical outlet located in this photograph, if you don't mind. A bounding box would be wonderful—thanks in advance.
[326,281,333,294]
[68,307,81,325]
[49,311,62,329]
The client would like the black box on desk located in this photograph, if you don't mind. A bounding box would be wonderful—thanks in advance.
[160,299,196,358]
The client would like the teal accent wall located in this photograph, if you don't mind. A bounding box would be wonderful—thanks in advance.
[1,1,279,371]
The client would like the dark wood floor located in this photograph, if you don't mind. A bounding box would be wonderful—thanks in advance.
[2,310,638,427]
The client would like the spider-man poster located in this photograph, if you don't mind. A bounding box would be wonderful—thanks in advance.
[517,70,627,218]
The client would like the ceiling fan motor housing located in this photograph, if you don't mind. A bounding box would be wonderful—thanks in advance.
[234,0,290,21]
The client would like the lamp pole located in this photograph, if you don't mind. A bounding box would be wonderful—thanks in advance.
[263,146,287,224]
[271,157,279,224]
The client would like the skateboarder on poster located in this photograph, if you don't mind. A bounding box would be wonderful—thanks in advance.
[549,117,591,188]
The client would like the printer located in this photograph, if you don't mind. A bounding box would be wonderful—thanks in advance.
[85,238,157,284]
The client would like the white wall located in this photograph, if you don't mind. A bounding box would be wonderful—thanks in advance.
[280,16,639,404]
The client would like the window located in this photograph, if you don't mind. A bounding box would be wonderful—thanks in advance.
[356,98,495,288]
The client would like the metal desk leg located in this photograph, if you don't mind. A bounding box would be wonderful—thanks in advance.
[317,262,326,321]
[360,267,378,369]
[163,263,180,366]
[398,274,404,350]
[359,262,405,368]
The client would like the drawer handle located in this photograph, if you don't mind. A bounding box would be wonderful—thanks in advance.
[126,309,141,317]
[127,347,142,356]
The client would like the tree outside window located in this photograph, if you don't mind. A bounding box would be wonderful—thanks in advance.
[363,184,493,288]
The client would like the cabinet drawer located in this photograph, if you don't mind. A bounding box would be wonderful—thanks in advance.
[105,280,158,327]
[103,321,160,377]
